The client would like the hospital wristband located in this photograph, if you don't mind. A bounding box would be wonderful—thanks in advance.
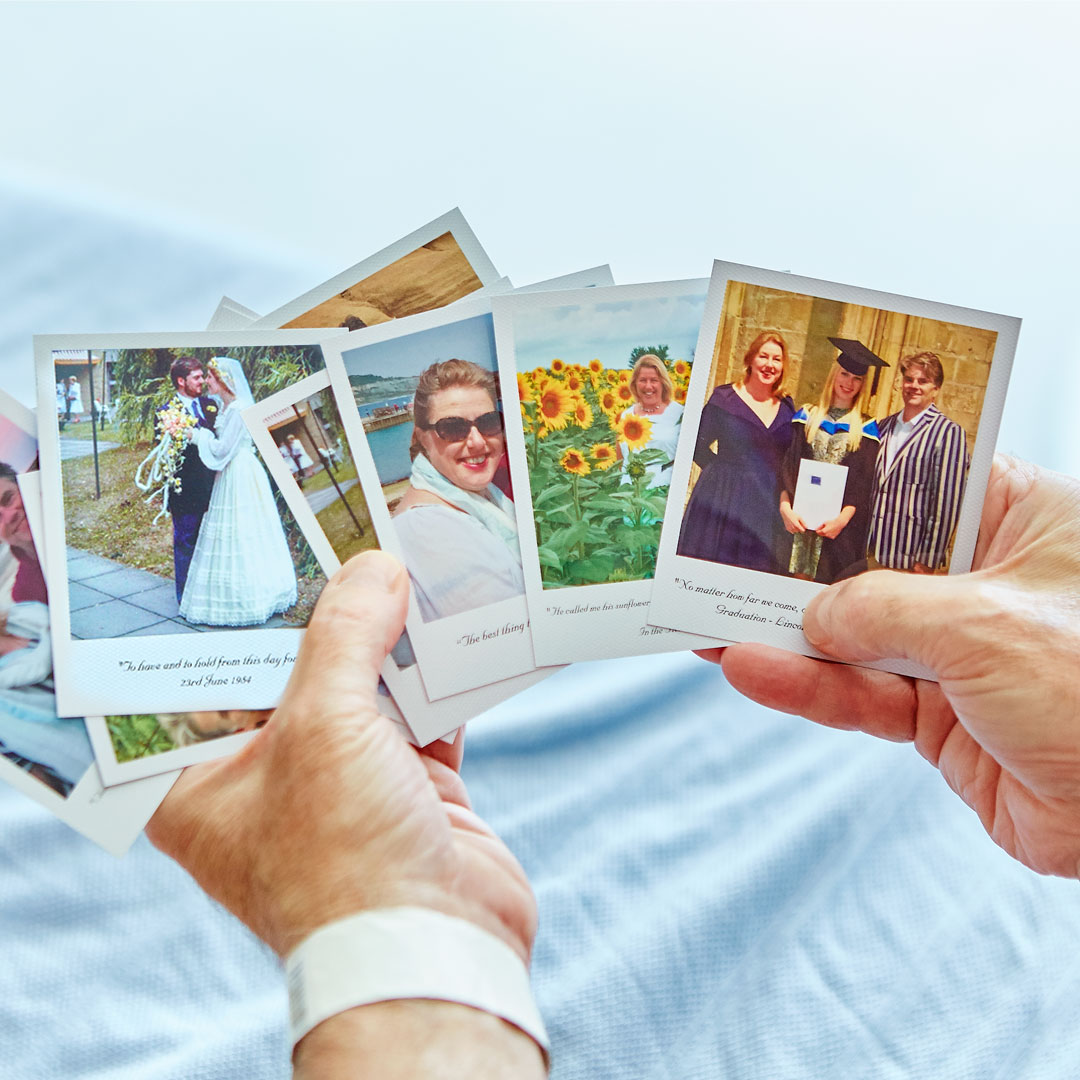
[284,906,550,1060]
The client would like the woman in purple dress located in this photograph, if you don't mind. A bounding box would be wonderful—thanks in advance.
[676,331,795,574]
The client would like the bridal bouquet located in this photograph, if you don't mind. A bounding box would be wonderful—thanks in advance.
[155,400,197,493]
[134,400,196,520]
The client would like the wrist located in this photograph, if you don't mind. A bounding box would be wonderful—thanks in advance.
[294,999,548,1080]
[285,907,549,1073]
[269,884,533,961]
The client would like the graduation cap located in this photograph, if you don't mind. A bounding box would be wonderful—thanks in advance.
[827,337,890,395]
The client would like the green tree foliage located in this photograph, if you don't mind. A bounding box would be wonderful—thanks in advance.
[106,713,177,762]
[628,344,670,365]
[112,345,325,444]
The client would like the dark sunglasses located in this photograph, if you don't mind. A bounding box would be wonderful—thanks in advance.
[420,410,504,442]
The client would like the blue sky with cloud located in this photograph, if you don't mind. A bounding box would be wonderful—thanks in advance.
[512,290,706,373]
[343,313,496,382]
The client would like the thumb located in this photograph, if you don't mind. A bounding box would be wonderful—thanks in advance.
[276,550,409,729]
[803,568,969,670]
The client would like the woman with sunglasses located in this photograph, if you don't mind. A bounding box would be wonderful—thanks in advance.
[391,359,524,622]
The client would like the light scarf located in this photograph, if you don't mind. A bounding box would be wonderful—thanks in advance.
[409,452,520,552]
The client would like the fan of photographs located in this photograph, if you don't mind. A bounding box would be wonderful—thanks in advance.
[8,208,1018,852]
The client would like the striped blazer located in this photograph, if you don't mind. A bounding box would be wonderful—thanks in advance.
[868,404,969,571]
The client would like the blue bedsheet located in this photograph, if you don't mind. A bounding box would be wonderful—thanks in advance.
[3,180,1080,1080]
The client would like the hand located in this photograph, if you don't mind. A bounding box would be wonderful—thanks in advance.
[147,551,537,962]
[815,514,847,540]
[706,456,1080,879]
[779,499,806,534]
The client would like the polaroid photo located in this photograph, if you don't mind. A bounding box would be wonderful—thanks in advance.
[321,295,554,701]
[650,262,1019,678]
[245,367,554,740]
[85,679,413,786]
[491,280,723,666]
[514,265,616,293]
[253,208,499,332]
[34,330,353,718]
[0,393,175,855]
[206,295,261,331]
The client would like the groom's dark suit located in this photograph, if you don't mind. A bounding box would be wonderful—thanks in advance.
[163,393,218,602]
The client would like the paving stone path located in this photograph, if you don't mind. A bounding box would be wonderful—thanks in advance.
[66,547,289,639]
[59,436,120,461]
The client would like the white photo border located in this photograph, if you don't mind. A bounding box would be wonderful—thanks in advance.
[35,330,343,718]
[649,261,1020,678]
[252,208,500,331]
[2,421,176,855]
[322,297,545,700]
[491,279,721,667]
[246,364,554,742]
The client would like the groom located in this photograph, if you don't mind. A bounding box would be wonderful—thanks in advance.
[163,356,218,603]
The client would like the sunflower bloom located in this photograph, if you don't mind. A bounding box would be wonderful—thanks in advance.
[615,383,635,406]
[590,442,618,470]
[617,370,631,384]
[535,381,574,431]
[617,412,653,450]
[598,388,619,414]
[673,359,689,377]
[565,371,584,393]
[674,385,688,404]
[516,372,531,402]
[606,369,621,384]
[533,367,547,380]
[560,447,590,476]
[588,358,603,375]
[550,358,566,374]
[572,398,594,429]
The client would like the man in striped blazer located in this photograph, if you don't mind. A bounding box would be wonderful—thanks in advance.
[868,352,969,573]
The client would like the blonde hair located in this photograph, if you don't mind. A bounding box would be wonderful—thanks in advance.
[801,362,875,453]
[630,354,673,404]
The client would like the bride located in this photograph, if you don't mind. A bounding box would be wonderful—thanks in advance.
[179,356,298,627]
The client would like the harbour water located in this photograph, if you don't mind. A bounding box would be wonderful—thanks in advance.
[363,395,414,485]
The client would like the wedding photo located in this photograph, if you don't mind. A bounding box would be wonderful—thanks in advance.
[675,278,998,585]
[53,344,328,640]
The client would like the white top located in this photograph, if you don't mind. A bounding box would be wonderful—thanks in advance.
[288,440,314,470]
[621,401,684,487]
[883,405,934,474]
[279,442,299,472]
[394,503,525,622]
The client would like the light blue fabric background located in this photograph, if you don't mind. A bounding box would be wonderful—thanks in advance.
[2,5,1080,1076]
[3,177,1080,1080]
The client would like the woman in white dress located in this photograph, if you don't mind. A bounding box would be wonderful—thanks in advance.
[618,353,683,488]
[65,376,84,423]
[286,435,314,477]
[391,359,524,622]
[179,357,297,627]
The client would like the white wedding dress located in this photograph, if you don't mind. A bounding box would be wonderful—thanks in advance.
[178,399,297,627]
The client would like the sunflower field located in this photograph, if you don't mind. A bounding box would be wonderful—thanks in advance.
[517,352,692,588]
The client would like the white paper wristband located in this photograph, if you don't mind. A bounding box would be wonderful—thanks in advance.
[284,906,549,1059]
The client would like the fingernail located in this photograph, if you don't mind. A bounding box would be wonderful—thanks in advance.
[803,587,835,647]
[338,550,406,594]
